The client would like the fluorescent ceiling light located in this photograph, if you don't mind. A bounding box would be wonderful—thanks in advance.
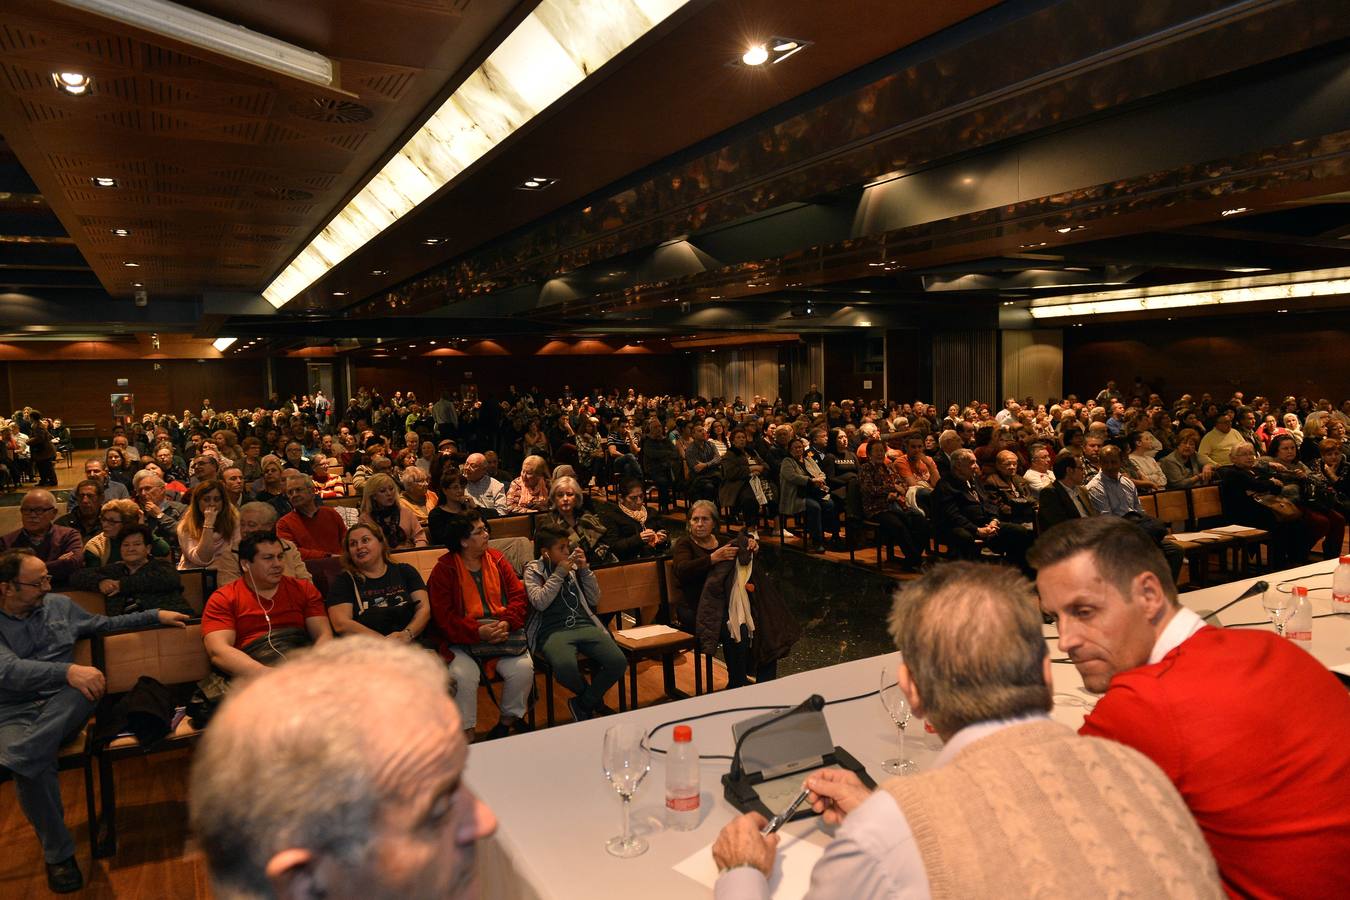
[1028,267,1350,319]
[212,337,237,351]
[263,0,691,309]
[52,0,334,88]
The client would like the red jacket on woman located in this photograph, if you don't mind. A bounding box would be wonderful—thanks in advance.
[426,547,528,660]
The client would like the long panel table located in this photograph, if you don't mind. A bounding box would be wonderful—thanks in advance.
[469,559,1350,899]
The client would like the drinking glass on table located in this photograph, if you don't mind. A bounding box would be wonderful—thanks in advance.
[879,666,917,775]
[1262,587,1294,638]
[602,723,651,858]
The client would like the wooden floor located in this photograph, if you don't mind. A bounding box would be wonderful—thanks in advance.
[0,652,725,898]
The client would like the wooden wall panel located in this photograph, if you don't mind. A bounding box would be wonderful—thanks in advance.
[1001,329,1063,404]
[1063,314,1350,402]
[931,330,998,408]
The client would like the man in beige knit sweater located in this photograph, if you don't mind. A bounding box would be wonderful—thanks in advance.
[711,562,1223,900]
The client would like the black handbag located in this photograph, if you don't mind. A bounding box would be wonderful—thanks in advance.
[465,617,528,659]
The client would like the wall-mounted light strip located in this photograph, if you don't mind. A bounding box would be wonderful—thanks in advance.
[212,337,237,351]
[1027,267,1350,319]
[262,0,691,309]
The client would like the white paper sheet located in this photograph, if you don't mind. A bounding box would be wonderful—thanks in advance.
[1206,524,1258,534]
[1170,531,1222,542]
[616,624,683,640]
[1331,663,1350,678]
[674,832,824,898]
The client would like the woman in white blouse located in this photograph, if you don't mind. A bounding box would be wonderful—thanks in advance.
[1125,430,1167,492]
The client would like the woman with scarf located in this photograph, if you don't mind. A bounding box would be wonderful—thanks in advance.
[359,473,427,551]
[536,476,614,566]
[426,509,534,742]
[778,435,840,553]
[598,476,669,561]
[523,523,626,722]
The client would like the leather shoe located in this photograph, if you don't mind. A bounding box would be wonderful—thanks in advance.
[567,697,592,722]
[46,857,83,894]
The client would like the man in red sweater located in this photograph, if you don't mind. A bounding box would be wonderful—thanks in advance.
[276,474,346,559]
[1032,517,1350,899]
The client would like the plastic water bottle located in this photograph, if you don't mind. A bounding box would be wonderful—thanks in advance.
[1287,585,1313,645]
[665,725,700,830]
[1333,556,1350,606]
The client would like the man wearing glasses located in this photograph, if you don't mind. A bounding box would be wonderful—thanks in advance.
[0,490,84,589]
[0,549,189,892]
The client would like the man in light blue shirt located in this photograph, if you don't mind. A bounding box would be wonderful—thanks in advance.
[1086,446,1183,578]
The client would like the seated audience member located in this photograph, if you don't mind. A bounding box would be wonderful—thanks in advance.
[605,418,644,483]
[1198,413,1245,467]
[69,525,189,615]
[426,510,533,742]
[505,455,551,514]
[718,428,770,529]
[1161,428,1216,489]
[359,473,428,551]
[893,431,940,507]
[188,453,221,488]
[857,441,928,571]
[1032,517,1350,898]
[1266,433,1346,559]
[310,455,346,499]
[251,454,292,515]
[779,436,840,553]
[134,473,187,554]
[1312,437,1350,513]
[461,452,509,515]
[1079,433,1104,479]
[56,479,103,541]
[933,449,1033,568]
[1037,452,1097,532]
[190,639,497,900]
[1087,446,1183,578]
[178,479,240,570]
[537,476,614,566]
[84,458,128,499]
[200,531,332,680]
[0,552,179,896]
[982,450,1036,524]
[1219,444,1310,567]
[327,523,430,642]
[220,465,250,507]
[523,524,626,722]
[671,501,777,689]
[1,490,83,589]
[684,424,722,504]
[640,418,681,511]
[713,561,1223,900]
[83,498,170,567]
[1021,444,1055,497]
[277,474,348,559]
[103,446,134,491]
[1124,430,1167,492]
[428,474,479,546]
[398,465,436,526]
[598,477,669,561]
[213,501,310,586]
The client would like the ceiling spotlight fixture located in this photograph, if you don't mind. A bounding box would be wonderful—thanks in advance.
[1055,225,1086,234]
[422,237,446,246]
[370,268,388,276]
[212,337,237,352]
[735,36,810,68]
[122,261,139,267]
[53,71,91,94]
[1220,207,1249,216]
[91,176,118,188]
[332,291,347,296]
[131,281,143,287]
[110,227,130,237]
[1277,308,1289,313]
[516,176,558,191]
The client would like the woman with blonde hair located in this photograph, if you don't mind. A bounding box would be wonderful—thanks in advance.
[505,454,551,513]
[84,498,171,566]
[359,472,427,551]
[178,479,239,569]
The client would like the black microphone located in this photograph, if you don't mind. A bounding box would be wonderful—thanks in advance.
[1204,580,1268,623]
[728,694,825,781]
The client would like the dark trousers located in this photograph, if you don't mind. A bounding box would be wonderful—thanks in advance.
[875,507,931,563]
[946,521,1034,568]
[539,624,627,713]
[722,623,776,689]
[35,458,58,486]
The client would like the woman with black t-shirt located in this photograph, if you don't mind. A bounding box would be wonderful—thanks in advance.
[327,523,431,641]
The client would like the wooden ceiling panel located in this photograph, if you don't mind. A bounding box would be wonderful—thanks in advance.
[0,0,532,299]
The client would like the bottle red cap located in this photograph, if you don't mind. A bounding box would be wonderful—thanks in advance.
[1341,556,1350,565]
[673,725,692,742]
[1292,585,1308,596]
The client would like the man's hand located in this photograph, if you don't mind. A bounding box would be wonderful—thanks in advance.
[142,500,161,519]
[97,578,120,597]
[805,768,874,827]
[67,664,106,702]
[712,812,779,879]
[157,610,189,629]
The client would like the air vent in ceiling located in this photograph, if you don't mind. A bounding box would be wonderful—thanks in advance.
[290,98,373,124]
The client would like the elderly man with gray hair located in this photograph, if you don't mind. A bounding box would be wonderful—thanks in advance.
[213,501,311,586]
[190,637,497,900]
[711,562,1223,899]
[133,470,187,554]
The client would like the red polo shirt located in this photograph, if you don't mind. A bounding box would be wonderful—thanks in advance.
[276,505,346,559]
[1080,625,1350,898]
[201,577,326,649]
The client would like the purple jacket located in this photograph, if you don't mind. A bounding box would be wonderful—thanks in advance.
[1,525,84,586]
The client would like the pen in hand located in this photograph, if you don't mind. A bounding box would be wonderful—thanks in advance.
[761,785,812,836]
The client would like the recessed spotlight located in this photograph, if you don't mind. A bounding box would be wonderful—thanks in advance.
[422,237,446,246]
[110,227,131,237]
[370,268,389,276]
[1056,226,1076,234]
[91,176,118,188]
[429,341,437,345]
[53,72,91,95]
[961,176,975,186]
[1277,308,1289,313]
[1220,207,1249,216]
[122,261,139,267]
[741,44,769,66]
[332,291,347,296]
[516,176,557,192]
[131,281,143,287]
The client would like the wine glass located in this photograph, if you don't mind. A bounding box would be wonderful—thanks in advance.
[1262,588,1294,638]
[602,724,651,857]
[879,666,917,775]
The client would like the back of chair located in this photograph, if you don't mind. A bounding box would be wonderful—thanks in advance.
[1191,485,1223,521]
[593,559,663,623]
[102,624,208,695]
[74,638,92,668]
[179,568,208,616]
[1154,490,1191,528]
[67,590,106,616]
[1137,493,1158,519]
[491,514,533,540]
[391,547,447,583]
[325,496,362,509]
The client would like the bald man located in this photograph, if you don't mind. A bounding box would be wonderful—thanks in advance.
[191,638,497,900]
[0,490,83,587]
[461,453,508,515]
